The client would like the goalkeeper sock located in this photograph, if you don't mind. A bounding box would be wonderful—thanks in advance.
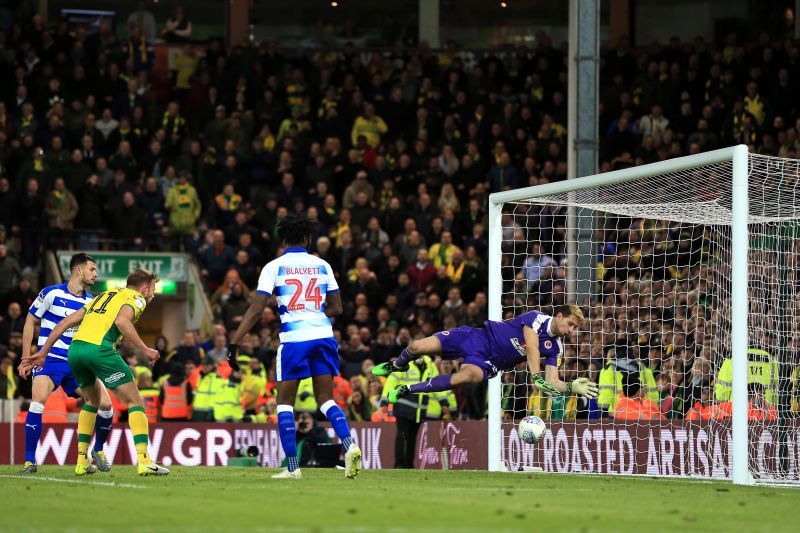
[94,408,113,452]
[128,406,151,464]
[24,402,44,463]
[277,404,299,472]
[394,348,415,368]
[320,399,353,450]
[409,374,452,394]
[77,405,98,466]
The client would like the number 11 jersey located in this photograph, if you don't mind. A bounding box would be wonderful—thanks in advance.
[73,288,148,349]
[256,247,339,343]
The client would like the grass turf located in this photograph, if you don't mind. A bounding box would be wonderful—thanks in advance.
[1,466,798,532]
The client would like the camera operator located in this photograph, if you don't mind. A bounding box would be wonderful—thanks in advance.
[292,411,331,467]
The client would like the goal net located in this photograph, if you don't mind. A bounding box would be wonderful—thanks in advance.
[487,145,800,485]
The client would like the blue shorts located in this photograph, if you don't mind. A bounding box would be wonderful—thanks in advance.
[435,326,499,379]
[276,338,340,381]
[32,357,79,396]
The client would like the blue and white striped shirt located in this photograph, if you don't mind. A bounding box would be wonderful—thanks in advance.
[29,283,93,361]
[256,248,339,343]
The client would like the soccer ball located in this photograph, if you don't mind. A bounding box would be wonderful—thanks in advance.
[518,416,546,444]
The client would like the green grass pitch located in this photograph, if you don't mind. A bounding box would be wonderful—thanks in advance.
[2,466,798,532]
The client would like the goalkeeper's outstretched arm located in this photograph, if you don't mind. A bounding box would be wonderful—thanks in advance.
[524,325,561,396]
[524,325,599,398]
[542,361,599,398]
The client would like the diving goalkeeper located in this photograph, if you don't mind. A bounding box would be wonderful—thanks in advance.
[373,304,599,402]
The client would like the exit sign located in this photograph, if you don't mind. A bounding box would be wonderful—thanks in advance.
[56,251,189,282]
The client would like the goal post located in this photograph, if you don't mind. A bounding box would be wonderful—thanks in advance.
[487,144,798,485]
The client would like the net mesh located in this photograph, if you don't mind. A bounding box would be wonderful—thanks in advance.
[497,153,799,484]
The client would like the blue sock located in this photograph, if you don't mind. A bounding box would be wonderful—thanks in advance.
[394,348,415,368]
[409,374,453,394]
[321,400,353,450]
[94,409,113,452]
[24,403,44,463]
[277,405,299,472]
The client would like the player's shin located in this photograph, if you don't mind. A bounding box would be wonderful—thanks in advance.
[320,399,353,449]
[408,374,453,394]
[127,406,151,464]
[277,405,299,472]
[393,347,415,368]
[77,405,98,466]
[94,409,113,452]
[24,402,45,464]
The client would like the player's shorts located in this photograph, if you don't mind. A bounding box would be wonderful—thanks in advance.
[434,326,499,379]
[68,340,134,389]
[276,337,339,382]
[32,357,79,396]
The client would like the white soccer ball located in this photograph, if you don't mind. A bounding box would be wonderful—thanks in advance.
[518,416,546,444]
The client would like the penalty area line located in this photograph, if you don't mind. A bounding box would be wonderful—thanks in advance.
[0,473,146,489]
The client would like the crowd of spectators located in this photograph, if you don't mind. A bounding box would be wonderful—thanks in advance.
[0,5,798,424]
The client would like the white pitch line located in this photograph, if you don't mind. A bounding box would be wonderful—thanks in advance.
[0,474,146,489]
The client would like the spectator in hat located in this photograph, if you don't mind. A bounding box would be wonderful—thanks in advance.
[343,170,375,210]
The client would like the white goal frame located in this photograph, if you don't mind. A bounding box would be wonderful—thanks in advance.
[486,144,752,485]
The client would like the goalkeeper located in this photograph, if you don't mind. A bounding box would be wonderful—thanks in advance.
[373,304,599,402]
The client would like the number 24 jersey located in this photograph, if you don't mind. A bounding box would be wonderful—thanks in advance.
[256,247,339,343]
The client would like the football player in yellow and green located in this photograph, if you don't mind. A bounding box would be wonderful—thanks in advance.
[24,269,169,476]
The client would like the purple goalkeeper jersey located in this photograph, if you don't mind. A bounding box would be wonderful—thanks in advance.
[483,310,564,370]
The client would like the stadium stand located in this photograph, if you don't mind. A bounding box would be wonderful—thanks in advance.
[0,7,799,427]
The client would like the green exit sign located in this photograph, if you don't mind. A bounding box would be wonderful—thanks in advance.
[92,279,178,296]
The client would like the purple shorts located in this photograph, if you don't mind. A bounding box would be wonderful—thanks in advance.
[434,326,499,379]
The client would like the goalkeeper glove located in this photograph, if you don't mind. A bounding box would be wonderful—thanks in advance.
[227,344,240,372]
[568,377,599,398]
[532,373,561,397]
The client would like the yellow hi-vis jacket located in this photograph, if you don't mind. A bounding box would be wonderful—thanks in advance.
[194,372,223,412]
[715,348,778,405]
[213,379,243,422]
[382,355,447,422]
[295,378,318,412]
[426,389,458,420]
[597,359,658,414]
